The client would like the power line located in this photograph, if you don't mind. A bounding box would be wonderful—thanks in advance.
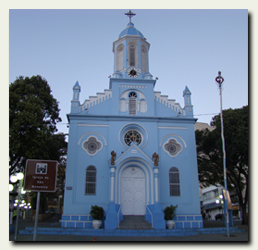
[193,113,218,117]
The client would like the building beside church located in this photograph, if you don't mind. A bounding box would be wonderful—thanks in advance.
[61,11,202,230]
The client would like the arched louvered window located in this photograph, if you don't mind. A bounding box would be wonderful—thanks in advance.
[129,92,137,115]
[127,42,138,67]
[85,166,96,195]
[116,44,124,71]
[141,45,148,73]
[169,167,180,196]
[129,44,136,66]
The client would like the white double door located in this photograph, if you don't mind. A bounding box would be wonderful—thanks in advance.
[121,167,146,215]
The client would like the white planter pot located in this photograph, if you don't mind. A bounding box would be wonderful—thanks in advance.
[92,220,102,229]
[166,220,175,229]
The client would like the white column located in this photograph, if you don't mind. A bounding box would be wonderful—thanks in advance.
[154,168,159,203]
[110,167,115,202]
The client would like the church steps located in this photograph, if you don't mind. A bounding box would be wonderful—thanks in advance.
[118,215,153,230]
[19,227,245,237]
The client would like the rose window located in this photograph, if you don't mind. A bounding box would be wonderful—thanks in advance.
[82,137,102,155]
[124,130,142,146]
[163,138,182,157]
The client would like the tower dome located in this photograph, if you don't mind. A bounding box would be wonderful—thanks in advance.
[119,22,145,39]
[112,10,152,80]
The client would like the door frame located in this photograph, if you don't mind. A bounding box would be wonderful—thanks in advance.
[115,158,154,207]
[121,166,146,215]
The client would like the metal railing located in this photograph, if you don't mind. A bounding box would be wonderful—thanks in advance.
[117,205,121,228]
[145,204,153,228]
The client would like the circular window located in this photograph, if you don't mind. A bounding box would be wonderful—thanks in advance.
[119,124,148,148]
[124,129,142,146]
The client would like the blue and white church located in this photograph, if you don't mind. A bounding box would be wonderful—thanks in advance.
[61,11,202,230]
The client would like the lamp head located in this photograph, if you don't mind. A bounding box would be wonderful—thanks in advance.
[9,184,14,192]
[16,172,24,180]
[10,175,18,183]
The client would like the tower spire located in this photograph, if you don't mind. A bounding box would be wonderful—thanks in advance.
[125,10,136,23]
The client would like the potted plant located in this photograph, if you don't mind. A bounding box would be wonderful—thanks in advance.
[90,205,104,229]
[164,204,178,229]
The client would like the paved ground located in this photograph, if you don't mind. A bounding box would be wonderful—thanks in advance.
[9,214,249,242]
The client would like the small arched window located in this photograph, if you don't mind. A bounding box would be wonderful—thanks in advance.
[169,167,180,196]
[85,166,96,195]
[139,99,147,113]
[129,92,137,115]
[119,99,126,112]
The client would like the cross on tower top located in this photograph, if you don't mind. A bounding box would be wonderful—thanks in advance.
[125,10,136,23]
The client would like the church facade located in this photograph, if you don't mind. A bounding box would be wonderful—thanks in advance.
[61,11,202,230]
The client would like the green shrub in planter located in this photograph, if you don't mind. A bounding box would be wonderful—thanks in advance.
[164,205,178,220]
[90,205,104,220]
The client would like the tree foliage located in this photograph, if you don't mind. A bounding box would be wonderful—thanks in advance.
[9,75,67,175]
[196,106,248,224]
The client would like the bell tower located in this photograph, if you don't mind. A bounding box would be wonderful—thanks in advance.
[112,10,153,80]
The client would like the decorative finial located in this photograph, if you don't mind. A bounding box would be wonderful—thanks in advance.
[215,71,224,85]
[125,10,136,23]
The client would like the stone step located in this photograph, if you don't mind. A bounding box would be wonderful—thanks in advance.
[118,215,153,230]
[119,225,153,230]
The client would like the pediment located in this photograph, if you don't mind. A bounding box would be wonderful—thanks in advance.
[115,143,153,166]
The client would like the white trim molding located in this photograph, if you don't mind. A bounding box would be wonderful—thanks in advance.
[158,126,187,130]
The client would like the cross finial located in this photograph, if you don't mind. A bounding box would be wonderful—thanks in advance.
[125,10,136,23]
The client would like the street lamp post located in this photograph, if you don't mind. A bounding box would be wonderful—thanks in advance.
[215,71,230,237]
[12,171,24,241]
[9,184,15,225]
[9,175,19,226]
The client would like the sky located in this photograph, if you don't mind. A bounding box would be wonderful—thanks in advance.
[9,9,248,136]
[4,2,257,246]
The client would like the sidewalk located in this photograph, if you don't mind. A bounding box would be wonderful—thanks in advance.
[9,214,249,242]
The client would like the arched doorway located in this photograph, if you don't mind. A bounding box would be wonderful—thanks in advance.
[121,166,146,215]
